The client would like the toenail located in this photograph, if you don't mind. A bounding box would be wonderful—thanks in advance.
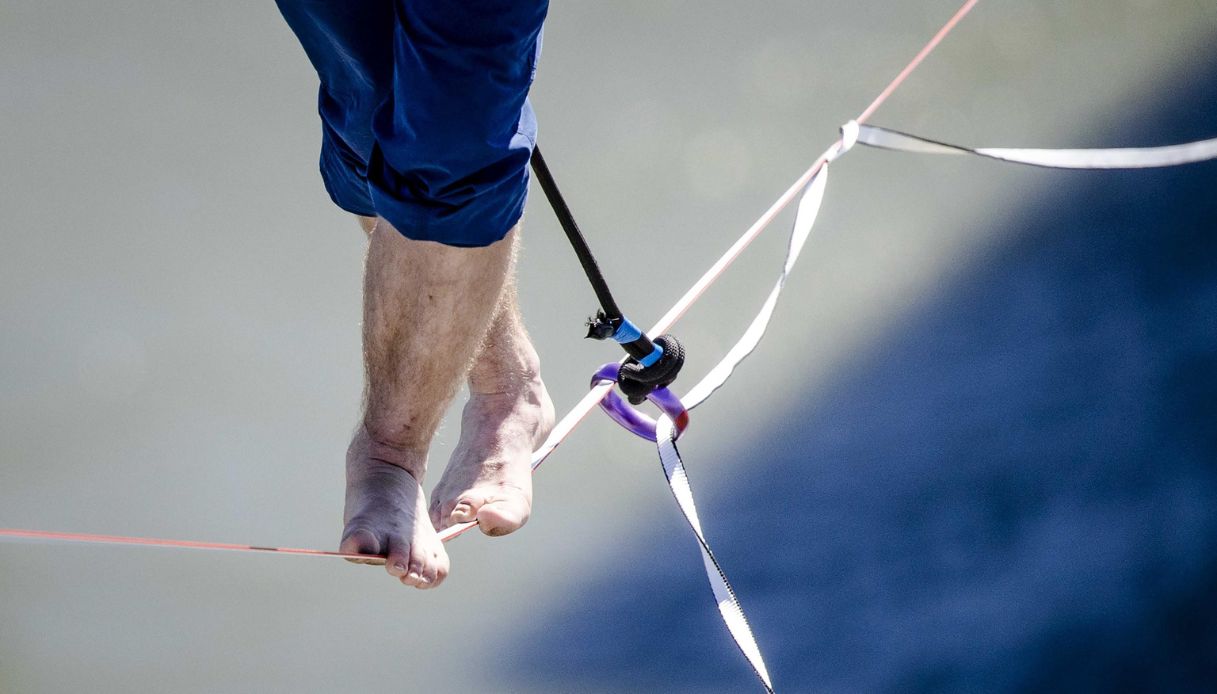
[407,571,421,582]
[393,562,407,572]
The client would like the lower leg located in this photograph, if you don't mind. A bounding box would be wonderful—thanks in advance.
[341,219,518,587]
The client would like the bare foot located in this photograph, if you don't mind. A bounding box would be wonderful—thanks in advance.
[340,427,449,589]
[430,372,555,536]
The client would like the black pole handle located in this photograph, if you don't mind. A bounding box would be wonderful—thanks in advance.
[530,146,658,361]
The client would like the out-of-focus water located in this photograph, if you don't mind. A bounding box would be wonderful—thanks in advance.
[512,42,1217,694]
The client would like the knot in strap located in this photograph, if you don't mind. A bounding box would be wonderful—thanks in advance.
[826,119,860,163]
[617,334,686,405]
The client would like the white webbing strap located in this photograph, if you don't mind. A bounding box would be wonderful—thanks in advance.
[656,415,774,693]
[637,121,1217,689]
[855,124,1217,169]
[661,120,1217,689]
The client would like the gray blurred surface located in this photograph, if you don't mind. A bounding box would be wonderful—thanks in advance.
[515,41,1217,693]
[2,2,1215,693]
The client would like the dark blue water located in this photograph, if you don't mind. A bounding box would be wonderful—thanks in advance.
[508,51,1217,693]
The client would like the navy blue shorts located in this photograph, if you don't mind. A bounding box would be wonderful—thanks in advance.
[276,0,548,247]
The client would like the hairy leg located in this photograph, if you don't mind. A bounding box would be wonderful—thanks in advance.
[430,270,555,536]
[357,215,377,235]
[341,218,518,588]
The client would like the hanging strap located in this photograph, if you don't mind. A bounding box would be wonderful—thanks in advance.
[655,414,774,693]
[583,368,772,693]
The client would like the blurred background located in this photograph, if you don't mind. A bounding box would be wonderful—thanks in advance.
[2,1,1215,692]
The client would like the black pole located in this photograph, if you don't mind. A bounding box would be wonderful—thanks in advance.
[530,146,657,362]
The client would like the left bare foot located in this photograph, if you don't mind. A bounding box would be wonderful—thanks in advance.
[429,369,554,536]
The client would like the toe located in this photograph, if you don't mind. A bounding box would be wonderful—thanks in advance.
[420,545,450,589]
[404,558,426,588]
[449,492,487,525]
[384,536,413,580]
[400,540,447,589]
[416,562,439,590]
[426,557,450,590]
[432,498,460,530]
[339,526,382,564]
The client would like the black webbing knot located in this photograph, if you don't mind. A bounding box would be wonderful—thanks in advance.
[617,334,686,405]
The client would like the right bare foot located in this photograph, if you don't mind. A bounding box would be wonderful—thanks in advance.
[340,427,449,589]
[429,373,554,536]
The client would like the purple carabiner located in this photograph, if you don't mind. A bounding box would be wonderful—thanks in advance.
[590,363,690,442]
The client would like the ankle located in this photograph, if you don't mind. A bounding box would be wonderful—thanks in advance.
[468,349,542,395]
[353,421,429,480]
[469,362,543,392]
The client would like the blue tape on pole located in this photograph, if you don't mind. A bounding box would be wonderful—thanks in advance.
[612,318,644,344]
[638,344,663,368]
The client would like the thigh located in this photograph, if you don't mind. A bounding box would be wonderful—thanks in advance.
[388,0,547,138]
[276,0,394,161]
[367,0,550,247]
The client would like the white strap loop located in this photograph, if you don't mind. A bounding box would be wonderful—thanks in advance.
[855,124,1217,169]
[825,120,860,164]
[840,119,860,154]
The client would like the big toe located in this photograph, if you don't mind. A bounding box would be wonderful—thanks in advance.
[339,526,383,564]
[451,490,530,537]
